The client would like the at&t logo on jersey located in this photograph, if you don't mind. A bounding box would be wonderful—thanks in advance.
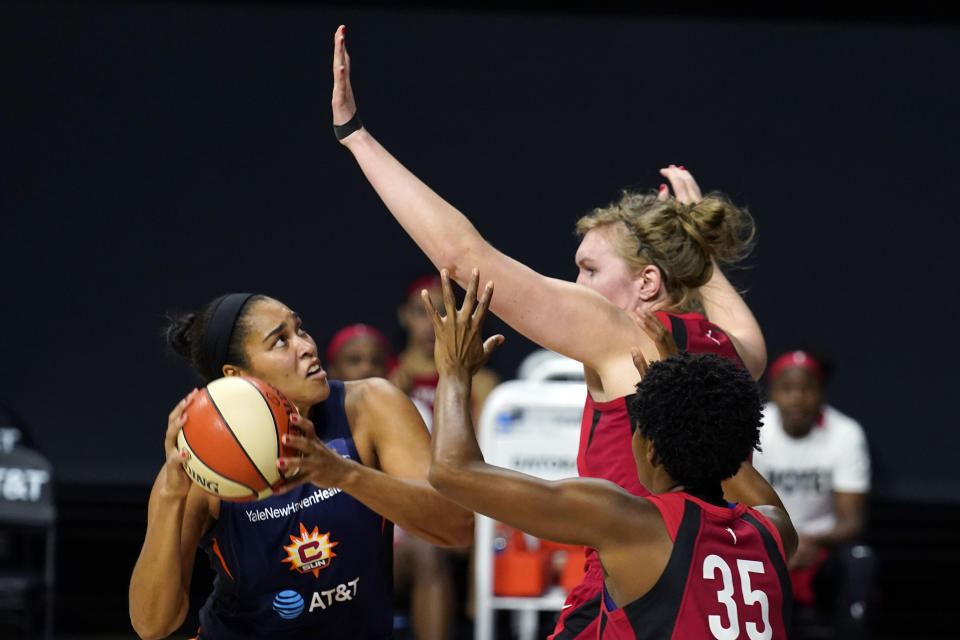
[283,522,339,577]
[272,578,360,620]
[273,590,305,619]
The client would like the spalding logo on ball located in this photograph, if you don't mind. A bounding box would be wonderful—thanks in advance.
[178,376,302,501]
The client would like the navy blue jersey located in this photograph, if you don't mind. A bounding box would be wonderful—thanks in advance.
[196,380,394,639]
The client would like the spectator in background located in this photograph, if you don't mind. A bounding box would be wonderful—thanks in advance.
[325,323,396,381]
[326,323,456,640]
[753,349,875,639]
[391,275,500,426]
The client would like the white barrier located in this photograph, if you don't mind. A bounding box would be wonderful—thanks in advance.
[473,378,585,640]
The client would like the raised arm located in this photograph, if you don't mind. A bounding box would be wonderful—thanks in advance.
[424,270,646,549]
[330,26,651,377]
[658,166,767,378]
[699,264,766,378]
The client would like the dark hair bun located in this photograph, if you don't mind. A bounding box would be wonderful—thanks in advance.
[164,311,198,361]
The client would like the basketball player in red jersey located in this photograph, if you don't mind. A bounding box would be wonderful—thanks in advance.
[329,26,780,638]
[425,270,796,640]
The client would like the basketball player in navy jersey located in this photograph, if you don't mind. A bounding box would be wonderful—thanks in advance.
[330,26,782,639]
[129,294,473,640]
[424,270,796,639]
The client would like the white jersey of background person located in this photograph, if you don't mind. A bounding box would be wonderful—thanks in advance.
[754,403,870,536]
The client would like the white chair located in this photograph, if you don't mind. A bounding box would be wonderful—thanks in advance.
[516,349,585,382]
[473,378,586,640]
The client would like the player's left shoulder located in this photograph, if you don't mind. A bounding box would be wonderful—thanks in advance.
[343,377,402,403]
[342,377,412,423]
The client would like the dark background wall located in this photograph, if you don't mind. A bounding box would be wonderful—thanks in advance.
[2,1,959,636]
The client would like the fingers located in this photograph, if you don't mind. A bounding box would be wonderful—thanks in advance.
[657,183,670,201]
[474,279,493,324]
[637,310,666,341]
[167,389,197,424]
[276,429,342,493]
[681,167,702,202]
[461,269,479,319]
[331,25,358,130]
[274,472,310,495]
[631,309,678,359]
[332,25,346,76]
[289,413,316,439]
[658,165,702,205]
[420,289,444,339]
[165,446,188,466]
[166,388,198,449]
[642,312,678,357]
[482,334,505,357]
[631,348,649,377]
[439,269,458,321]
[659,165,690,203]
[420,286,441,322]
[332,26,343,86]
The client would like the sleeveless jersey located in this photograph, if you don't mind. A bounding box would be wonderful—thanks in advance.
[598,493,791,639]
[552,312,744,640]
[195,380,394,640]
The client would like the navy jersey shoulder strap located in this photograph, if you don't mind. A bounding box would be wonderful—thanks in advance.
[311,380,349,440]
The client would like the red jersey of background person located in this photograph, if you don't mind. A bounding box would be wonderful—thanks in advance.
[553,312,746,640]
[598,492,792,640]
[408,371,440,415]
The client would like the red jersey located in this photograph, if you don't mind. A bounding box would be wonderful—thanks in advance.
[651,311,741,364]
[598,493,791,640]
[408,371,440,415]
[552,312,745,640]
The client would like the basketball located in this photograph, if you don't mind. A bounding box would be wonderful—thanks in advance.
[177,376,301,501]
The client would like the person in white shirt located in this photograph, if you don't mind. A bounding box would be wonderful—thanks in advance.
[754,349,875,638]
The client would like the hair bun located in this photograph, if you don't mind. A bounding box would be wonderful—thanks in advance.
[164,311,197,361]
[688,194,756,264]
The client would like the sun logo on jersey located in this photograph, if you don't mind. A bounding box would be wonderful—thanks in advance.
[282,523,339,578]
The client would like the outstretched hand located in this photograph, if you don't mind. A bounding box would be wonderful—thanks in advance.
[331,25,361,140]
[657,165,703,204]
[422,269,504,377]
[629,310,678,377]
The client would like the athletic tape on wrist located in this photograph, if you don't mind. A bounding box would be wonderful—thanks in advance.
[333,112,363,140]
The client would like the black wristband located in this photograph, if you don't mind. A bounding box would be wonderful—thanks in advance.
[333,112,363,140]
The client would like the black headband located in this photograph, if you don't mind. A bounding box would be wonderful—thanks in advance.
[203,293,256,379]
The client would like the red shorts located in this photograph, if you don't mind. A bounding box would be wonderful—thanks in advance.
[548,560,603,640]
[789,547,830,606]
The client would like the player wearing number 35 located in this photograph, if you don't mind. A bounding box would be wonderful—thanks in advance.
[427,270,797,639]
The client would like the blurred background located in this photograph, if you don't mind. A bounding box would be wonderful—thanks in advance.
[2,1,958,638]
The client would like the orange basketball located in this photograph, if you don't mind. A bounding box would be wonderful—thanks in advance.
[177,376,301,501]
